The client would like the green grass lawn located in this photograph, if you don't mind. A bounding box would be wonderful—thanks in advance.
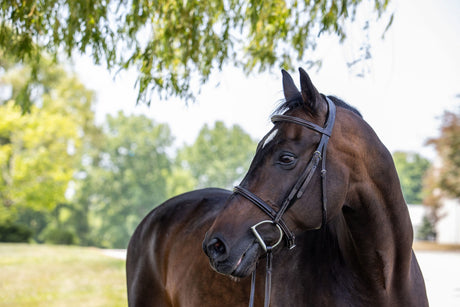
[0,243,127,307]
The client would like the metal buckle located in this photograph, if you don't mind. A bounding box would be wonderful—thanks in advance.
[250,220,284,252]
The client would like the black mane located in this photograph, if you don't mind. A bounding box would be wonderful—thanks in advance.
[274,94,363,118]
[327,95,362,118]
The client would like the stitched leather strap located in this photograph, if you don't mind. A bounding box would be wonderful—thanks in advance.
[233,186,296,249]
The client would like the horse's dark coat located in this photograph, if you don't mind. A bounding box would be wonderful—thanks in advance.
[127,188,255,306]
[127,69,428,306]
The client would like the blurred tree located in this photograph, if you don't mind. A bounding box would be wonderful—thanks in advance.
[426,108,460,199]
[178,121,256,189]
[0,54,96,240]
[1,0,393,111]
[392,151,430,204]
[415,215,436,241]
[75,112,175,248]
[166,167,198,198]
[422,106,460,231]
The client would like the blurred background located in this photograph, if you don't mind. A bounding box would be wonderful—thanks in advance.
[1,0,459,306]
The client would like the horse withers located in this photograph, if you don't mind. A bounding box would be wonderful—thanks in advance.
[127,68,428,306]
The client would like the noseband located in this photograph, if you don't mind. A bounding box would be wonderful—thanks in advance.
[233,96,336,307]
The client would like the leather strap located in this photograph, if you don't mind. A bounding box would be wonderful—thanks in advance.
[233,186,296,249]
[271,115,331,136]
[248,247,274,307]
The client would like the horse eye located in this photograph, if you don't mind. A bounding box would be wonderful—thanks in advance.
[278,153,296,166]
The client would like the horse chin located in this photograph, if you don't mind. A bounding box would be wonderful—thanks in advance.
[230,243,261,278]
[208,242,262,278]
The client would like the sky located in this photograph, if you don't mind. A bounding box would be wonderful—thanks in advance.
[74,0,460,160]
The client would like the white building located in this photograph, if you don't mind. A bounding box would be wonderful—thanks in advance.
[436,199,460,244]
[408,200,460,244]
[407,204,428,239]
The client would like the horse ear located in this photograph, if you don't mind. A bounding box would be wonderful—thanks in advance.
[282,69,300,101]
[299,67,321,112]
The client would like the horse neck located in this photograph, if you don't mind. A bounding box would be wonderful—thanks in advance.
[334,117,414,290]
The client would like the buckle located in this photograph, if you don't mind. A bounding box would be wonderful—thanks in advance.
[250,220,284,252]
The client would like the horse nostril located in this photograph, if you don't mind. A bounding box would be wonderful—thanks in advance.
[212,238,225,254]
[206,237,227,260]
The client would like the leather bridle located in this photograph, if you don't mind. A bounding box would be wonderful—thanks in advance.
[233,96,336,307]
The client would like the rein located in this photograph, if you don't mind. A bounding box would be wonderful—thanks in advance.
[233,96,336,307]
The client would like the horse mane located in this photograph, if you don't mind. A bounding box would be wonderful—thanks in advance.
[274,94,363,118]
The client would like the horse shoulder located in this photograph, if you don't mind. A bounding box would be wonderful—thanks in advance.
[126,188,231,307]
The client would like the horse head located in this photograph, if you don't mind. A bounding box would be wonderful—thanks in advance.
[203,68,362,278]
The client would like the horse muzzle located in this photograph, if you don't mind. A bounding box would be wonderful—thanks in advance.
[203,219,285,278]
[203,232,263,278]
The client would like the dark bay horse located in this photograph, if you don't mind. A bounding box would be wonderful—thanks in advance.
[127,68,428,306]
